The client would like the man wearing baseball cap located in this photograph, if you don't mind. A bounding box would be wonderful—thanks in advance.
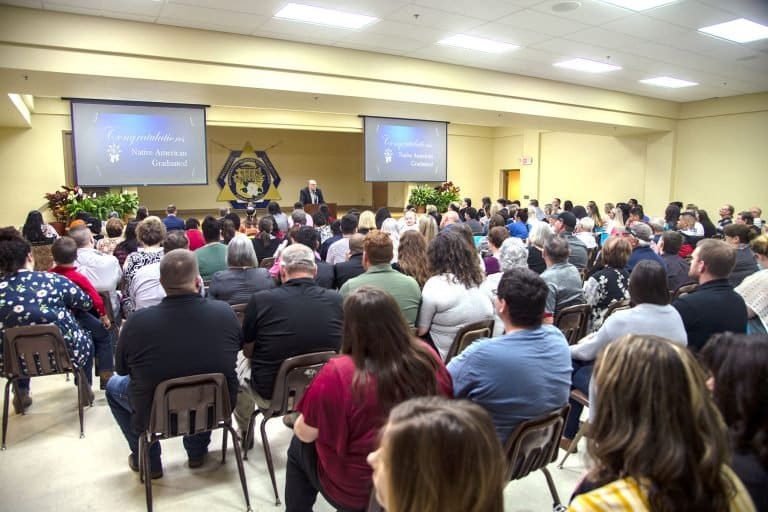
[626,222,665,274]
[553,211,588,270]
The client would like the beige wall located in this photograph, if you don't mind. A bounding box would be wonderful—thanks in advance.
[0,113,69,226]
[674,110,768,215]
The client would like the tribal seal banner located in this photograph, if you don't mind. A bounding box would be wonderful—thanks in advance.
[216,142,282,209]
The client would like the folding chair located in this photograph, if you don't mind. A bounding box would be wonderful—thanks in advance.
[504,404,570,512]
[557,389,589,469]
[242,351,336,506]
[138,373,251,512]
[2,324,91,450]
[672,282,698,300]
[554,304,591,345]
[259,257,275,269]
[444,319,494,364]
[603,298,631,320]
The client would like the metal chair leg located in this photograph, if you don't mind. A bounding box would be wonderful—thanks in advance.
[542,467,562,508]
[221,425,228,464]
[1,379,12,450]
[143,437,154,512]
[226,424,253,512]
[557,423,586,469]
[242,410,258,460]
[76,370,86,439]
[261,417,280,506]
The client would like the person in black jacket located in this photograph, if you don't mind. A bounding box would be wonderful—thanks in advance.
[105,249,241,478]
[333,234,365,289]
[672,239,747,351]
[298,179,325,206]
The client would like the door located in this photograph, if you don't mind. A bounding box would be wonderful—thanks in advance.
[501,169,521,201]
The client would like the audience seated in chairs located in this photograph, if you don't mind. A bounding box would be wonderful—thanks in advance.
[392,230,430,289]
[448,267,571,443]
[0,227,94,413]
[480,237,529,337]
[50,237,115,389]
[552,212,588,270]
[672,239,748,352]
[96,217,124,256]
[700,333,768,511]
[128,230,192,311]
[367,397,505,512]
[195,215,228,281]
[286,286,452,512]
[341,231,421,327]
[105,249,241,478]
[541,235,585,323]
[568,334,755,511]
[417,229,494,360]
[582,236,631,332]
[233,243,343,438]
[208,234,275,305]
[564,260,687,449]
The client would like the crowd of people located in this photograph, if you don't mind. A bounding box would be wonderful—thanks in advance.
[0,191,766,511]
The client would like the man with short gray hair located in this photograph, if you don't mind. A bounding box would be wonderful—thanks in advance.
[106,249,241,477]
[541,235,585,322]
[234,244,343,435]
[70,224,122,313]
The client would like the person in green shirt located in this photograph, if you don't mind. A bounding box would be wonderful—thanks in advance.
[195,215,228,280]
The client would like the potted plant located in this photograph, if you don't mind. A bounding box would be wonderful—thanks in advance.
[433,181,461,213]
[65,191,139,221]
[44,185,82,234]
[408,184,437,213]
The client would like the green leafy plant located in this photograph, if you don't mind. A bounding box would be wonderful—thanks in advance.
[408,184,437,207]
[47,186,139,221]
[433,181,461,213]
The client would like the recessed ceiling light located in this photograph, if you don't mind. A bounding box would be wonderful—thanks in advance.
[274,3,378,30]
[597,0,677,10]
[698,18,768,43]
[437,34,519,54]
[552,1,581,13]
[553,58,621,73]
[640,76,698,88]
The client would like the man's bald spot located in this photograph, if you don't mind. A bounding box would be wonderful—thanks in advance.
[160,249,199,295]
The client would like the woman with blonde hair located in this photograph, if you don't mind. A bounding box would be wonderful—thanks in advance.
[395,230,430,289]
[357,210,377,235]
[367,397,505,512]
[569,334,755,511]
[418,214,438,245]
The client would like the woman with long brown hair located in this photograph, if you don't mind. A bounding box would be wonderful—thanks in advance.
[417,229,493,360]
[394,230,430,288]
[569,334,755,511]
[367,397,505,512]
[286,286,452,512]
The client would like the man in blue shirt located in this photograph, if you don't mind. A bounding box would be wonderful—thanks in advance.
[626,222,665,273]
[447,267,571,443]
[162,204,185,231]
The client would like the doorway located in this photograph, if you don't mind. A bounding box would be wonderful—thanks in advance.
[501,169,521,201]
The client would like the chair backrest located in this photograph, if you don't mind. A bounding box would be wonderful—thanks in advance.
[673,282,698,300]
[504,404,569,482]
[267,351,336,417]
[444,319,494,364]
[31,243,54,271]
[554,304,591,345]
[603,298,631,320]
[147,373,232,438]
[231,303,247,326]
[259,257,275,269]
[2,324,74,379]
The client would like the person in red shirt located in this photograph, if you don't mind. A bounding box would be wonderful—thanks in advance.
[51,237,114,389]
[286,285,453,511]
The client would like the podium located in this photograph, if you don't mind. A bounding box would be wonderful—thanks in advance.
[305,203,337,219]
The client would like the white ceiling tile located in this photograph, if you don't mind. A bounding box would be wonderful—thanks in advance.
[42,2,97,15]
[699,0,768,26]
[531,37,616,62]
[335,30,428,53]
[365,20,446,43]
[253,18,352,42]
[496,8,591,36]
[602,13,689,40]
[306,0,410,18]
[644,0,739,30]
[566,27,649,50]
[384,4,487,32]
[101,1,163,18]
[158,3,270,32]
[533,0,632,26]
[254,28,343,46]
[168,0,284,16]
[462,22,554,46]
[155,17,256,36]
[410,0,523,20]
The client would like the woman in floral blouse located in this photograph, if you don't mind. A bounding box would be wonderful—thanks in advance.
[583,236,631,332]
[121,216,165,314]
[0,227,93,414]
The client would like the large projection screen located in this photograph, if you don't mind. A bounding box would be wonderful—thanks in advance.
[70,99,208,186]
[363,116,448,182]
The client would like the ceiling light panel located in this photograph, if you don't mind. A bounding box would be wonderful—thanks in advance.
[640,76,698,88]
[598,0,677,11]
[553,58,622,72]
[274,3,378,29]
[698,18,768,43]
[437,34,519,53]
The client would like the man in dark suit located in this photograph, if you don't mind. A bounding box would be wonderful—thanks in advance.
[333,234,365,289]
[105,249,241,477]
[672,239,747,351]
[162,204,185,231]
[298,179,324,206]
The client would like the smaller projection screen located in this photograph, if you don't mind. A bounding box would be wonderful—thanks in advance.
[363,116,447,182]
[70,99,208,186]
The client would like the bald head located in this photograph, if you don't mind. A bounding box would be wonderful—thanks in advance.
[159,249,200,295]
